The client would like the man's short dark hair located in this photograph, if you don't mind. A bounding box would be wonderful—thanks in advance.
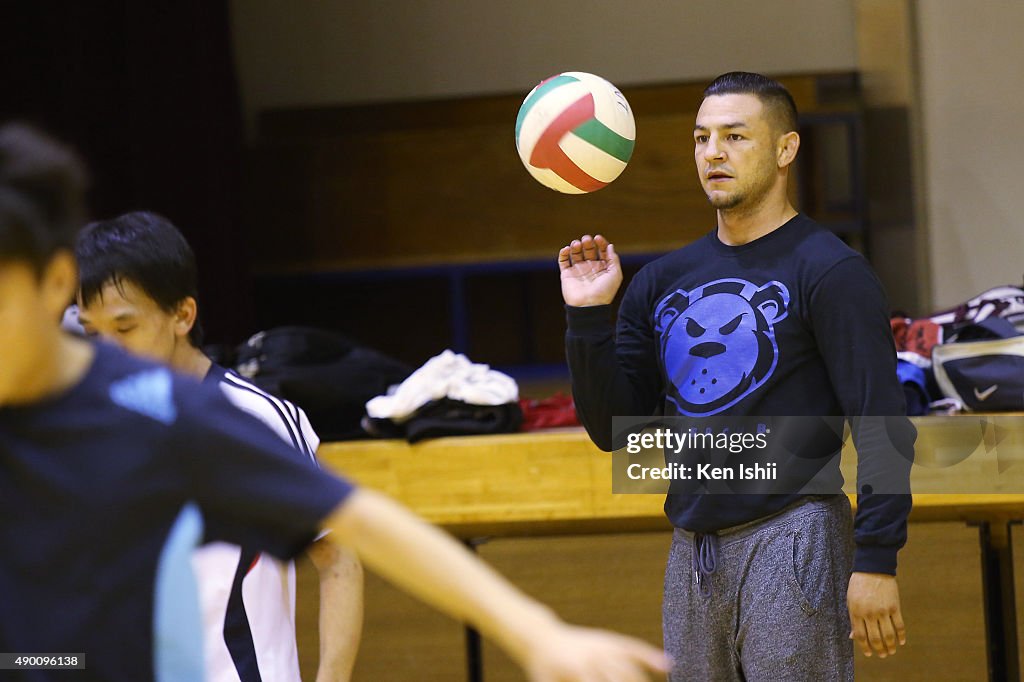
[0,123,87,272]
[77,211,204,346]
[703,72,799,135]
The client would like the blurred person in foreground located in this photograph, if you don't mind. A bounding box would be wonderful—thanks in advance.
[0,122,671,682]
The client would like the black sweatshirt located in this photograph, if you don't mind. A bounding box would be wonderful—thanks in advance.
[566,214,915,574]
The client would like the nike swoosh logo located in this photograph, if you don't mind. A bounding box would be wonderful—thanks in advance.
[974,384,999,401]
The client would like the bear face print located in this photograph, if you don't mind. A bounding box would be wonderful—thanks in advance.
[655,278,790,416]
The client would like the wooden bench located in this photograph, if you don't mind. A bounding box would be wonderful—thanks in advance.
[296,419,1024,681]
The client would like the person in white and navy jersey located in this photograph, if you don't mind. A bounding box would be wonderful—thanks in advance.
[74,211,364,682]
[197,365,342,682]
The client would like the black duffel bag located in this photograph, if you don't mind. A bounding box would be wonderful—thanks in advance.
[933,318,1024,412]
[235,326,412,441]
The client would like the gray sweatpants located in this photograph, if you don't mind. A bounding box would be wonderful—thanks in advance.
[663,496,854,681]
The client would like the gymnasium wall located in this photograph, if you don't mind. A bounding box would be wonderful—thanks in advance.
[914,0,1024,311]
[852,0,926,315]
[227,1,873,364]
[228,0,859,131]
[231,1,1024,317]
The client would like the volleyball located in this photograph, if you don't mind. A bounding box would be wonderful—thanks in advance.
[515,72,636,194]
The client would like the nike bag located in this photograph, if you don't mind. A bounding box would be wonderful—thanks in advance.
[932,318,1024,412]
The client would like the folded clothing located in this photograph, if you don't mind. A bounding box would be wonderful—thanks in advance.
[363,398,522,443]
[365,349,519,422]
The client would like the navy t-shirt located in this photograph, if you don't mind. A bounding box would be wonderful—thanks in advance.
[0,342,355,680]
[566,214,915,574]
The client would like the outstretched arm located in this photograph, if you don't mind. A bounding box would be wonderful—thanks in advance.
[324,488,672,681]
[179,374,668,679]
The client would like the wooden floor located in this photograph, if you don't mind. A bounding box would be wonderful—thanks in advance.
[296,522,989,681]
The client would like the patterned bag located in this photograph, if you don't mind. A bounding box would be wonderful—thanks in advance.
[929,284,1024,334]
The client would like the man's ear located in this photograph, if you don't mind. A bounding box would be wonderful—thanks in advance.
[173,297,199,339]
[777,131,800,169]
[42,251,79,318]
[654,289,691,333]
[750,282,790,325]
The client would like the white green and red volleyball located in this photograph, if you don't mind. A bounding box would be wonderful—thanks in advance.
[515,72,636,194]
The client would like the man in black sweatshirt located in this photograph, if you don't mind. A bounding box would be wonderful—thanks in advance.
[559,72,915,680]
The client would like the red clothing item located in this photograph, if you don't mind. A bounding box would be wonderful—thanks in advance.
[519,393,579,431]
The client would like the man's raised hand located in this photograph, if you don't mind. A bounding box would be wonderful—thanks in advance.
[558,234,623,307]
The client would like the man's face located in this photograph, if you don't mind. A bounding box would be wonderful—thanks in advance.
[693,94,782,211]
[77,280,181,364]
[0,258,75,404]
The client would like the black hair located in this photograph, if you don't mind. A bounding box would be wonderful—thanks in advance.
[76,211,204,346]
[702,72,799,134]
[0,123,87,272]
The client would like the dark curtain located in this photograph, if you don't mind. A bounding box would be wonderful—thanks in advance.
[1,1,252,345]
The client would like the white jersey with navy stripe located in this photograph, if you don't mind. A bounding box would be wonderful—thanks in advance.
[191,366,321,682]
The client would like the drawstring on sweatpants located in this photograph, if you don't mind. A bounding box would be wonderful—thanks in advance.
[693,532,719,598]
